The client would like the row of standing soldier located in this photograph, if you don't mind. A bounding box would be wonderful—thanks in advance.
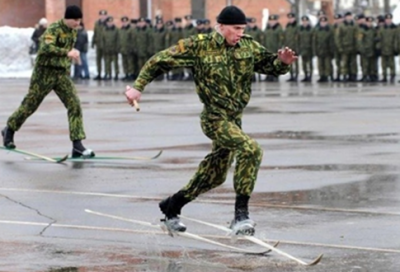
[91,9,400,83]
[92,10,213,81]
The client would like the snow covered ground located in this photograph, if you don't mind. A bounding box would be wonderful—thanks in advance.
[0,26,98,78]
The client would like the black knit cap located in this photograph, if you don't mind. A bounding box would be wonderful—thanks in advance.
[64,5,82,19]
[217,5,247,25]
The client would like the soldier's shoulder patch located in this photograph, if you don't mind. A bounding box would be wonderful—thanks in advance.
[44,34,55,44]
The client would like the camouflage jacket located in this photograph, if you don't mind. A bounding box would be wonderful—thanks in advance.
[35,19,76,70]
[133,31,290,115]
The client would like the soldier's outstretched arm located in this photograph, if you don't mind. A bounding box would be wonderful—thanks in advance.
[132,38,196,92]
[252,40,292,76]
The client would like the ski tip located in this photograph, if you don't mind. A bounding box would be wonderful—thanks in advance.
[154,150,163,159]
[307,254,323,266]
[56,154,69,163]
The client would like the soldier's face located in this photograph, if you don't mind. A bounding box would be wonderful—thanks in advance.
[64,19,81,29]
[220,24,246,46]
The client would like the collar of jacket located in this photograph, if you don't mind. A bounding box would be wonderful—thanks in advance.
[212,30,242,48]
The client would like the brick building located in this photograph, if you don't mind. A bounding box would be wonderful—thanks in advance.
[0,0,292,30]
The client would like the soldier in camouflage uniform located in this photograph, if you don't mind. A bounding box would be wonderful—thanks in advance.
[357,16,376,82]
[125,6,296,234]
[92,10,108,80]
[102,16,120,80]
[356,14,367,81]
[376,13,398,83]
[336,12,358,82]
[313,16,334,82]
[333,14,343,81]
[284,12,299,82]
[119,16,132,81]
[2,6,94,158]
[298,16,314,82]
[263,14,284,82]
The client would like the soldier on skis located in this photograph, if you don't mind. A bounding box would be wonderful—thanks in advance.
[125,5,297,235]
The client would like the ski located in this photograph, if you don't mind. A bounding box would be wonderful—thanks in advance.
[0,146,68,163]
[26,150,163,162]
[181,216,323,266]
[84,209,271,255]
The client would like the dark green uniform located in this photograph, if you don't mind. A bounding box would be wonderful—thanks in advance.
[313,21,334,81]
[332,21,342,81]
[284,15,299,81]
[376,20,397,82]
[119,18,133,80]
[7,19,86,141]
[102,19,119,80]
[298,18,314,82]
[133,31,290,200]
[336,20,358,81]
[357,19,376,82]
[92,19,106,78]
[263,16,283,82]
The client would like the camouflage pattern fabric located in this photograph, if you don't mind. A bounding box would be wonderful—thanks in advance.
[92,19,106,76]
[133,31,290,198]
[7,68,86,141]
[7,20,86,141]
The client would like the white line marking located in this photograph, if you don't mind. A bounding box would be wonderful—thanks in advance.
[0,219,399,254]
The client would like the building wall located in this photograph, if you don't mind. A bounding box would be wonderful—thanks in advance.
[0,0,45,28]
[0,0,290,30]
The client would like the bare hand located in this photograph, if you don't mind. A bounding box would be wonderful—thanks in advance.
[277,47,298,65]
[67,49,80,62]
[125,85,141,111]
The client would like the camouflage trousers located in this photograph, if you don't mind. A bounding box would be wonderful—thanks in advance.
[340,53,358,76]
[317,56,332,77]
[181,108,263,200]
[381,55,395,77]
[7,67,86,141]
[121,53,133,76]
[104,53,119,77]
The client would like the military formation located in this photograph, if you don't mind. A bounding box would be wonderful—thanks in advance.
[91,9,400,83]
[247,10,400,83]
[91,10,213,81]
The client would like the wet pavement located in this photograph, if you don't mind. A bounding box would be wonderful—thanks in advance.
[0,78,400,272]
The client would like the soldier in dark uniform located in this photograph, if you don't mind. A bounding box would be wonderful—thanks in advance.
[203,19,213,33]
[377,13,397,83]
[2,6,94,158]
[357,16,376,82]
[196,19,204,34]
[129,19,139,79]
[125,6,296,234]
[134,17,152,72]
[298,15,314,82]
[333,14,343,81]
[92,10,108,80]
[169,17,185,80]
[102,16,119,80]
[356,14,367,81]
[373,15,385,82]
[336,12,358,82]
[284,12,299,82]
[119,16,132,81]
[314,16,334,82]
[151,17,167,81]
[246,17,264,82]
[263,14,283,82]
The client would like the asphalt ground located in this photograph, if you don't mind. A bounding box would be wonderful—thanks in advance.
[0,77,399,272]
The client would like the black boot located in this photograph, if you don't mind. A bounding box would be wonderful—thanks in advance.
[230,194,255,236]
[93,75,102,80]
[2,126,16,149]
[72,140,95,158]
[380,76,387,83]
[159,191,191,232]
[390,75,395,83]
